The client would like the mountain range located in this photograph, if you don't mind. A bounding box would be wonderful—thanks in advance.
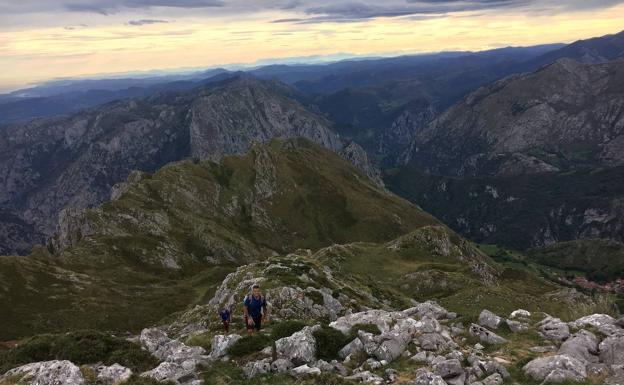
[1,29,624,385]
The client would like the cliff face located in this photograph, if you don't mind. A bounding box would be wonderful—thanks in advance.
[0,77,348,255]
[405,59,624,177]
[388,59,624,249]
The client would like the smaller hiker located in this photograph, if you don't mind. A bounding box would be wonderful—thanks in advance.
[219,306,232,333]
[243,284,267,335]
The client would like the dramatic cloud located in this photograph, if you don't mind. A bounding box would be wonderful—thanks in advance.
[127,18,169,25]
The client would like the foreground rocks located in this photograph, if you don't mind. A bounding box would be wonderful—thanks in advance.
[0,361,86,385]
[2,303,623,385]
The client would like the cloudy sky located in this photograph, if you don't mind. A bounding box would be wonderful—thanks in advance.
[1,0,623,92]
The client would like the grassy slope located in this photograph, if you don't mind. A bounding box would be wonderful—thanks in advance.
[0,139,438,340]
[527,239,624,281]
[385,165,624,250]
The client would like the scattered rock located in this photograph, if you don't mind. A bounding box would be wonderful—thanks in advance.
[339,337,364,359]
[538,316,570,341]
[482,373,504,385]
[243,358,271,378]
[270,358,294,374]
[433,358,465,385]
[478,310,503,329]
[345,370,385,384]
[291,364,321,376]
[469,324,507,345]
[96,363,132,385]
[209,334,242,359]
[0,360,86,385]
[509,309,531,319]
[600,333,624,365]
[140,361,199,385]
[506,319,529,333]
[523,354,587,383]
[558,330,599,363]
[413,368,447,385]
[275,325,320,365]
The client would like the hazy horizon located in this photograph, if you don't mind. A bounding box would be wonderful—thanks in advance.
[2,0,624,93]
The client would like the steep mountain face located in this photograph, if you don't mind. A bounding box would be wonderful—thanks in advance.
[387,59,624,250]
[405,59,624,176]
[0,77,347,255]
[0,139,439,339]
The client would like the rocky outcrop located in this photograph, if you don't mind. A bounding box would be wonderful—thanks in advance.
[406,59,624,177]
[0,360,85,385]
[0,76,399,255]
[95,364,132,385]
[339,142,384,187]
[478,309,503,329]
[275,325,320,365]
[388,59,624,250]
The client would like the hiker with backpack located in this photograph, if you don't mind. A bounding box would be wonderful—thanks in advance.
[243,284,267,335]
[219,306,232,333]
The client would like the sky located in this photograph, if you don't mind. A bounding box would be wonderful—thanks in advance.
[1,0,624,92]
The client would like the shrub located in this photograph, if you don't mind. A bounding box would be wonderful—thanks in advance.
[313,326,350,361]
[185,332,212,351]
[0,331,157,374]
[270,320,306,341]
[349,323,381,336]
[227,334,272,357]
[306,291,325,305]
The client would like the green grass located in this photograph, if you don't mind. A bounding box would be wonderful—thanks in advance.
[269,321,307,341]
[185,331,213,351]
[227,334,272,357]
[313,325,353,361]
[349,324,381,335]
[1,139,439,341]
[0,331,157,374]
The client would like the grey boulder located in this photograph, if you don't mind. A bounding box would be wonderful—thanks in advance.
[275,325,320,365]
[209,334,242,359]
[271,358,294,373]
[538,316,570,341]
[600,333,624,365]
[523,354,587,383]
[478,310,503,329]
[433,358,466,385]
[469,324,507,345]
[0,360,85,385]
[243,358,271,378]
[140,361,200,385]
[413,368,447,385]
[96,363,132,385]
[558,330,599,363]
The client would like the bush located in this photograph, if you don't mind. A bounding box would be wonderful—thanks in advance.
[306,291,325,305]
[185,332,212,351]
[227,334,272,357]
[349,323,381,336]
[0,331,157,374]
[313,326,350,361]
[270,320,306,341]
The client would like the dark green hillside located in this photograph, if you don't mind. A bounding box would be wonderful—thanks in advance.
[0,138,438,340]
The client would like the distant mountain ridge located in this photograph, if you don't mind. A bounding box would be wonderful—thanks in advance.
[387,58,624,249]
[404,58,624,177]
[0,138,439,339]
[0,76,365,255]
